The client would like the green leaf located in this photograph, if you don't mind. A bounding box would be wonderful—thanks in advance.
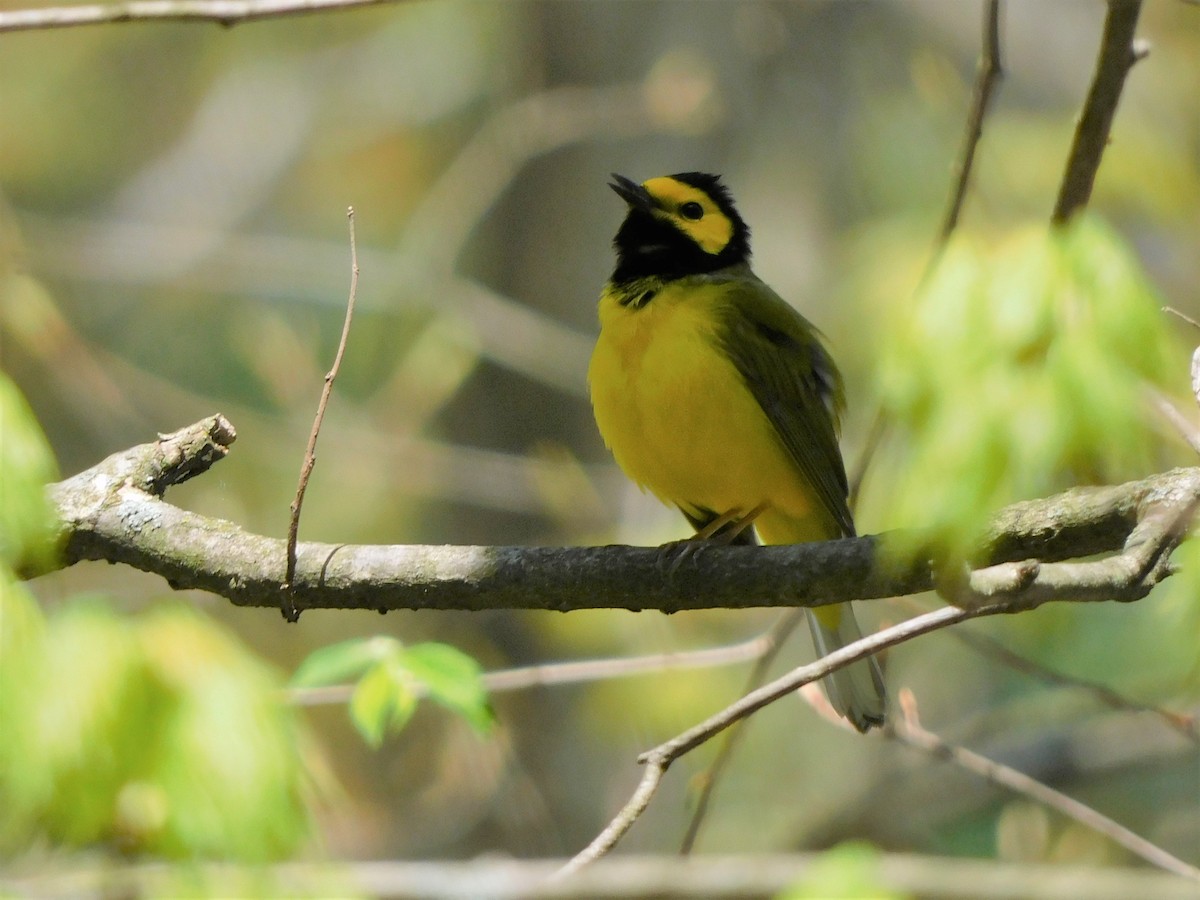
[867,215,1180,563]
[401,642,494,735]
[0,373,59,573]
[349,661,417,748]
[290,635,402,688]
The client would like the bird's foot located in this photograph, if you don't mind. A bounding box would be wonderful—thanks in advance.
[656,536,713,580]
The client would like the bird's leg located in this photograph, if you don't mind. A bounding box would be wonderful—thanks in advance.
[692,507,744,540]
[659,502,771,577]
[717,501,769,543]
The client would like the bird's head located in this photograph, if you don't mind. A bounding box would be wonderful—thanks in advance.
[608,172,751,284]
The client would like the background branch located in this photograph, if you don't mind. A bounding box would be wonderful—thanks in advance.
[287,631,777,707]
[943,625,1199,742]
[10,853,1199,900]
[0,0,407,33]
[939,0,1004,241]
[679,611,806,854]
[1051,0,1146,224]
[891,690,1200,881]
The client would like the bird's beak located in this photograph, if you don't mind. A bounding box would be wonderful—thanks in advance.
[609,173,655,212]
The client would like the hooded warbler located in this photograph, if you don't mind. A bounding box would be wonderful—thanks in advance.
[588,172,886,732]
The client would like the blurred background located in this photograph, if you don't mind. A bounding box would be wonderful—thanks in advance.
[3,0,1199,879]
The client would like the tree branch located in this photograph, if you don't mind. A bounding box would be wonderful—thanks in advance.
[0,0,407,33]
[939,0,1004,241]
[36,416,1199,614]
[1051,0,1147,224]
[10,853,1200,900]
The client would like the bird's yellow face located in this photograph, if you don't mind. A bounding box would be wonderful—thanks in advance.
[638,176,735,255]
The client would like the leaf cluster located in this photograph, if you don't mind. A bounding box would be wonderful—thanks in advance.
[868,215,1179,562]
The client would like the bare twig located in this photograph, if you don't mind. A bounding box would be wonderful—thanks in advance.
[1163,307,1200,333]
[890,690,1200,881]
[894,598,1200,744]
[287,631,778,706]
[0,0,407,33]
[1149,388,1200,457]
[1051,0,1147,224]
[957,628,1198,742]
[939,0,1004,241]
[282,208,359,621]
[846,408,886,515]
[679,611,805,854]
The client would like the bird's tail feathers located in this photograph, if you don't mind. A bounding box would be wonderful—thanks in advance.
[804,605,886,732]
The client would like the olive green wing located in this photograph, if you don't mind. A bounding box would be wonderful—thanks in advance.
[714,276,855,538]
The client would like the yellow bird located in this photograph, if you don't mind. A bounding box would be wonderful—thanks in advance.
[588,172,885,731]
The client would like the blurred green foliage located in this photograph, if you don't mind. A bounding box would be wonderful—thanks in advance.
[0,372,59,573]
[867,215,1179,561]
[0,597,313,860]
[779,841,906,900]
[0,381,312,861]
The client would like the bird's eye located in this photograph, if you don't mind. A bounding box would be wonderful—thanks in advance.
[679,201,704,221]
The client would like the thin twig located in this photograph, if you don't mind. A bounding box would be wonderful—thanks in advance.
[939,0,1004,241]
[287,631,777,706]
[847,408,886,514]
[0,0,407,33]
[949,625,1198,743]
[892,595,1200,744]
[1163,307,1200,332]
[891,689,1200,881]
[283,207,359,621]
[1051,0,1147,224]
[678,611,805,854]
[1149,388,1200,457]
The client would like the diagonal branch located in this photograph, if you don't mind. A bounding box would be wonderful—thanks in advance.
[1051,0,1147,224]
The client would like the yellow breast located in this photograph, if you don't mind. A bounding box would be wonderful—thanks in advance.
[587,280,822,537]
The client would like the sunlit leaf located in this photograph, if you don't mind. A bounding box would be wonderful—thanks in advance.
[349,660,417,749]
[402,642,494,735]
[290,635,402,688]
